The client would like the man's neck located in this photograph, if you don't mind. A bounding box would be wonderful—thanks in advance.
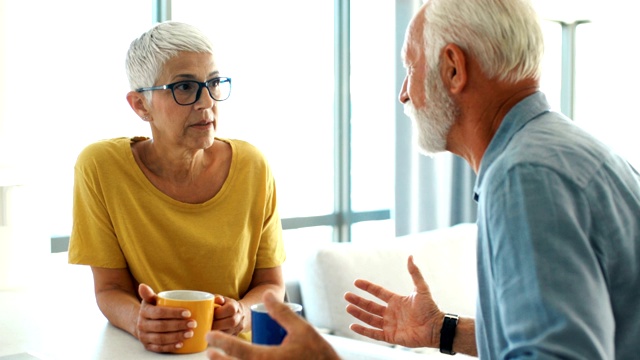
[447,79,539,173]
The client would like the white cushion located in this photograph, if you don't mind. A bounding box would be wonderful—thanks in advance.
[300,223,478,346]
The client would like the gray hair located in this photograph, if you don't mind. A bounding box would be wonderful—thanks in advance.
[125,21,214,94]
[423,0,544,83]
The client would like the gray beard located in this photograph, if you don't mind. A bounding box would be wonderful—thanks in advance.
[403,68,458,156]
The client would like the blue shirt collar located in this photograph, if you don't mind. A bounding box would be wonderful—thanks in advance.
[473,91,551,202]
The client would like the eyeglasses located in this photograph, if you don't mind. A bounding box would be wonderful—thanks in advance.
[136,77,232,106]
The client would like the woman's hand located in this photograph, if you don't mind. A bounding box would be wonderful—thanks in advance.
[136,284,198,353]
[212,296,246,336]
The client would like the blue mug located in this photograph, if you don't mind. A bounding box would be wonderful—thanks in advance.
[251,302,303,345]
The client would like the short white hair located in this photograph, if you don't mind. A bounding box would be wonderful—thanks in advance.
[125,21,215,93]
[423,0,544,83]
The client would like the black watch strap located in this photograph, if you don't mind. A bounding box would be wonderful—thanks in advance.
[439,313,459,355]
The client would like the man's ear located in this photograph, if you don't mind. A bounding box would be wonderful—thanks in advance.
[440,44,467,94]
[126,91,151,121]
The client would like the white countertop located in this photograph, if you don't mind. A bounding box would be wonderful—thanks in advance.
[0,253,207,360]
[0,253,438,360]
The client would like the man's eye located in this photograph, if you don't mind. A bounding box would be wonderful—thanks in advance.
[209,79,221,88]
[175,82,196,92]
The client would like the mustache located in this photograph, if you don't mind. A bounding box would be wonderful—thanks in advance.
[403,101,416,118]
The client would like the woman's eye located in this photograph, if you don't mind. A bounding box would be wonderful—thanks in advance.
[175,82,196,92]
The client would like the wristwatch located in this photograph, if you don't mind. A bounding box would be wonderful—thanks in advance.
[439,313,459,355]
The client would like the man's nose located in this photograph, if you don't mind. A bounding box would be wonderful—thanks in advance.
[398,76,409,104]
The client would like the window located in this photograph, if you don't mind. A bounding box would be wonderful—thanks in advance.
[534,0,640,168]
[3,0,635,261]
[573,15,640,168]
[0,0,153,284]
[172,0,335,222]
[0,0,397,265]
[0,1,153,238]
[349,0,396,243]
[172,0,394,246]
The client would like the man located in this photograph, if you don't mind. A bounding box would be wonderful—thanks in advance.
[206,0,640,358]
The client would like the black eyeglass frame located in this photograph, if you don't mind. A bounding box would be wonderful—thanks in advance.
[135,76,232,106]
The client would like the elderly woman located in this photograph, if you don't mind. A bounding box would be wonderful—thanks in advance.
[68,21,286,353]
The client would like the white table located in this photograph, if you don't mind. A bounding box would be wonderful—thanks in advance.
[0,254,202,360]
[0,254,431,360]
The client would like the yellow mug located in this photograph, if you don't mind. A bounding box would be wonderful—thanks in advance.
[157,290,219,354]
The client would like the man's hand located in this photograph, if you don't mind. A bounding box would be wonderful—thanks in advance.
[344,255,444,348]
[206,291,341,360]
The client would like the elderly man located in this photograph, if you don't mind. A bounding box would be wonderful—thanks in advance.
[206,0,640,358]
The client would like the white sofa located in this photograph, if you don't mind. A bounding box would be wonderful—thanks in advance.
[288,223,478,359]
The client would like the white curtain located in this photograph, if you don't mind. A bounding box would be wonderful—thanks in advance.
[395,152,477,237]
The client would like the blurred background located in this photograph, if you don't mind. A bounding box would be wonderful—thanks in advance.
[0,0,638,288]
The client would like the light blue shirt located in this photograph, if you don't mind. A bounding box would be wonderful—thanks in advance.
[473,92,640,359]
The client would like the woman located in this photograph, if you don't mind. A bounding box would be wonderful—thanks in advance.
[68,21,286,353]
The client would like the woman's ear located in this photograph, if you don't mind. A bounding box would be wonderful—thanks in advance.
[440,44,468,94]
[126,91,151,121]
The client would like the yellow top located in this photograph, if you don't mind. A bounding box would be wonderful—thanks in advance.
[69,136,285,309]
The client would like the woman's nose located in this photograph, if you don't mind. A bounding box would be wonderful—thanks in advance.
[195,86,216,109]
